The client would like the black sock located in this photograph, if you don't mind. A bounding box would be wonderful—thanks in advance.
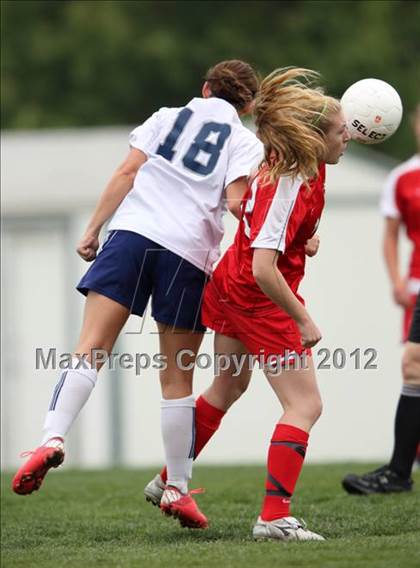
[389,385,420,479]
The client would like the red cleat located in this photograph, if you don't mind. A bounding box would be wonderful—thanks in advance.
[12,443,65,495]
[160,486,208,529]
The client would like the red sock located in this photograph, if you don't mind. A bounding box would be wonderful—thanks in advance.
[261,423,309,521]
[160,395,225,483]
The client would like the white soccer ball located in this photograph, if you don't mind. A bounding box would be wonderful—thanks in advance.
[340,78,403,144]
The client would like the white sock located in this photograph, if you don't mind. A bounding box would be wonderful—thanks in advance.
[41,357,97,445]
[161,394,196,494]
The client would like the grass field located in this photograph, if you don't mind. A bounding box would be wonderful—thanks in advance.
[2,464,420,568]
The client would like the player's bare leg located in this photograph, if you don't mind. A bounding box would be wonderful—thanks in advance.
[265,355,322,432]
[202,333,253,411]
[12,292,129,495]
[402,342,420,386]
[75,291,130,367]
[253,356,325,541]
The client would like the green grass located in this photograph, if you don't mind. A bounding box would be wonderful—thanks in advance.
[1,464,420,568]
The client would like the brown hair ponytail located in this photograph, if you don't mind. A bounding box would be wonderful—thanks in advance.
[205,60,259,112]
[254,67,341,182]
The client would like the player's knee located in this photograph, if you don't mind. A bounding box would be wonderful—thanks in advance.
[402,344,420,384]
[310,397,323,424]
[299,396,323,425]
[210,371,250,407]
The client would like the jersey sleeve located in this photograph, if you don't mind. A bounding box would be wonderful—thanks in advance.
[380,168,401,219]
[129,111,160,155]
[224,131,264,188]
[250,176,304,253]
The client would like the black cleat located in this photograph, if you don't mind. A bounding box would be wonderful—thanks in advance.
[342,465,413,495]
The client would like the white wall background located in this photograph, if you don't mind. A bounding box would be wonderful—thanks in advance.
[1,128,410,470]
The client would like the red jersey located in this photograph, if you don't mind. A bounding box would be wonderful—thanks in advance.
[380,154,420,282]
[212,164,326,313]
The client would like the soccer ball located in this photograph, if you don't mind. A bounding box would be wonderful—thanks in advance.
[340,79,403,144]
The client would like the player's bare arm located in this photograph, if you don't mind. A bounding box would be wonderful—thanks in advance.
[225,177,248,219]
[252,248,322,347]
[383,216,411,307]
[77,148,147,261]
[304,234,320,257]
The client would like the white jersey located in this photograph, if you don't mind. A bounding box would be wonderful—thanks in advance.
[108,97,263,273]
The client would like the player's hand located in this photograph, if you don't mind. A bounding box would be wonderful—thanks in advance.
[304,234,320,257]
[297,317,322,348]
[77,233,99,262]
[393,280,412,308]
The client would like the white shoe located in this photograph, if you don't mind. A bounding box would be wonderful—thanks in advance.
[252,516,325,541]
[144,474,165,506]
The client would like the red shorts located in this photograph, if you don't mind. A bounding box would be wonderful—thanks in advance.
[202,277,310,365]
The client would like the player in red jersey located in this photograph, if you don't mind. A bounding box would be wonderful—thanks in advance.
[145,67,350,540]
[343,105,420,494]
[380,104,420,341]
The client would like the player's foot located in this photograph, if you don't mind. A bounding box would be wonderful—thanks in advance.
[12,438,65,495]
[144,473,165,506]
[253,516,325,541]
[160,485,208,529]
[342,465,413,495]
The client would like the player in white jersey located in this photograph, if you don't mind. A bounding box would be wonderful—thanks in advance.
[109,95,261,273]
[12,60,263,529]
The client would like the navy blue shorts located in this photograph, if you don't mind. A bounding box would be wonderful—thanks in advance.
[77,230,208,332]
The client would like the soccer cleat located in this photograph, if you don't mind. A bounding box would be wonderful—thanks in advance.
[342,465,413,495]
[144,473,165,506]
[12,440,65,495]
[253,516,325,542]
[160,485,208,529]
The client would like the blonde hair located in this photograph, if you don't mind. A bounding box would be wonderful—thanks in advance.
[254,67,341,182]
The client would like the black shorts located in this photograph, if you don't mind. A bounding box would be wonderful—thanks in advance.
[77,230,208,332]
[408,292,420,344]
